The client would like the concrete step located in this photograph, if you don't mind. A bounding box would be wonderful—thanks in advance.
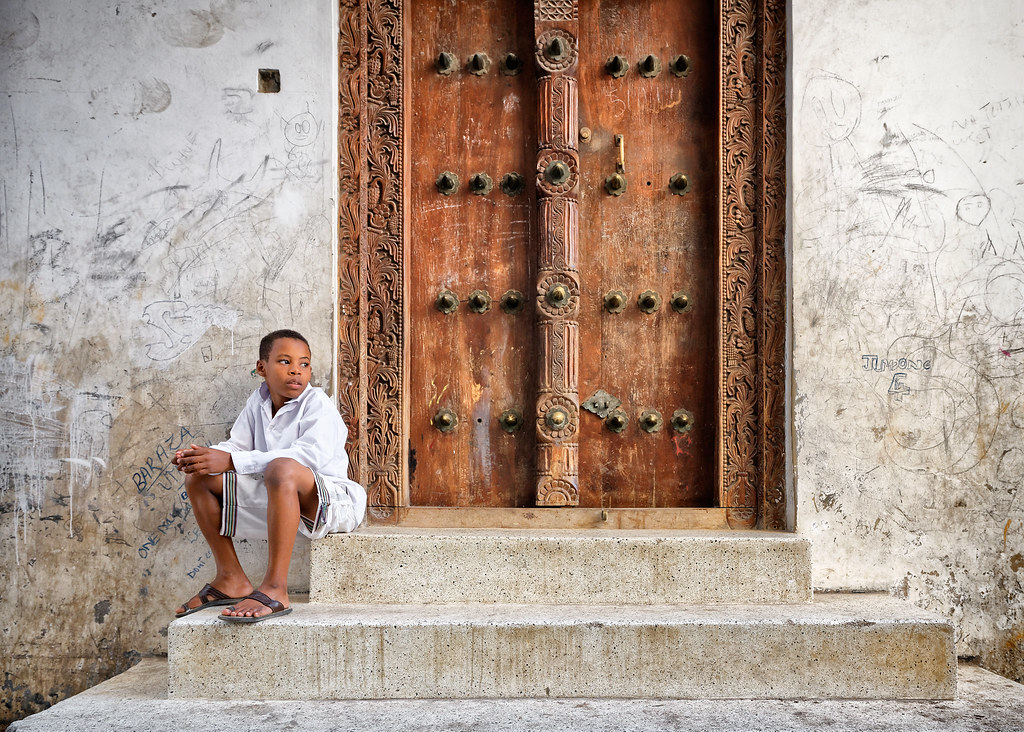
[309,527,812,605]
[167,594,955,701]
[13,659,1024,732]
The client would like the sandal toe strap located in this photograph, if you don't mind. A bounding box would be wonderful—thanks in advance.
[245,590,285,613]
[197,583,230,604]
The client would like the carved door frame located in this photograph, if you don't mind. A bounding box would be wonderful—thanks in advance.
[336,0,788,530]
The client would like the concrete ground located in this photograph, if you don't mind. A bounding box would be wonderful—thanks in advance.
[9,658,1024,732]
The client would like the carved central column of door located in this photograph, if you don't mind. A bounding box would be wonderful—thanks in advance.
[533,1,580,506]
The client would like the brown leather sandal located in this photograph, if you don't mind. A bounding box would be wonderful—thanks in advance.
[220,590,293,623]
[174,583,245,618]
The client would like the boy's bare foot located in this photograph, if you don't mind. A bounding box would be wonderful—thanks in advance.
[221,583,289,619]
[175,577,254,617]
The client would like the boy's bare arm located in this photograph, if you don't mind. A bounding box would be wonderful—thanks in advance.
[173,444,235,475]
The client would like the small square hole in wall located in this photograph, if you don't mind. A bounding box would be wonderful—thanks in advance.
[258,68,280,93]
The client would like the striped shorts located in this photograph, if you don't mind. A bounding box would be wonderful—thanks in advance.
[218,468,361,540]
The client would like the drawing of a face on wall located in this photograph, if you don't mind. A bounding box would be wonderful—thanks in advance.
[956,194,992,227]
[803,73,862,146]
[284,111,318,147]
[282,109,322,181]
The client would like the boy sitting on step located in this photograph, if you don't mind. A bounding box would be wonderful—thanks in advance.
[172,329,366,623]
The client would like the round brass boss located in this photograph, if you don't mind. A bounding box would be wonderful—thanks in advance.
[546,407,569,430]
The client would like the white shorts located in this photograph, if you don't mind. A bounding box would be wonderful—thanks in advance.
[218,469,361,540]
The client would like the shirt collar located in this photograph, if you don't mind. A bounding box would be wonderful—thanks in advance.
[258,382,312,415]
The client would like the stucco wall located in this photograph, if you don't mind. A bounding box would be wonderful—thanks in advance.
[0,0,336,723]
[792,0,1024,680]
[3,0,1024,726]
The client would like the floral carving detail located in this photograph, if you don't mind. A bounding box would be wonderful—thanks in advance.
[363,0,404,518]
[337,0,364,486]
[535,28,578,74]
[718,0,787,530]
[726,506,756,528]
[536,442,579,506]
[537,477,579,505]
[536,271,580,318]
[536,394,579,442]
[535,149,579,197]
[760,0,788,531]
[539,76,579,151]
[719,0,758,529]
[539,198,578,272]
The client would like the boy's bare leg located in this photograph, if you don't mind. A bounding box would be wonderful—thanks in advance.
[221,458,318,618]
[175,473,254,614]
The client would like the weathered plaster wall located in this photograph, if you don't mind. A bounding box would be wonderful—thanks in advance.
[0,0,336,724]
[4,0,1024,725]
[793,0,1024,680]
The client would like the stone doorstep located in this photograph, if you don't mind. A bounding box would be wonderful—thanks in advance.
[167,594,955,701]
[310,527,812,605]
[12,660,1024,732]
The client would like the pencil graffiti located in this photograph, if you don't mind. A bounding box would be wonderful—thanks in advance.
[131,78,172,118]
[136,491,192,558]
[131,431,192,498]
[281,107,323,181]
[0,5,336,719]
[133,428,209,556]
[147,131,200,181]
[0,357,117,544]
[0,357,66,519]
[861,355,932,372]
[800,70,1024,482]
[222,88,254,120]
[141,300,239,362]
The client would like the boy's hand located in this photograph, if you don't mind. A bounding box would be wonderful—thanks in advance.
[173,445,234,475]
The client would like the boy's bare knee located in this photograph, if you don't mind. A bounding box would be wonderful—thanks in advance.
[264,457,305,487]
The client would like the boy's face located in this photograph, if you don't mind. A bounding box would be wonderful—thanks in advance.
[256,337,312,410]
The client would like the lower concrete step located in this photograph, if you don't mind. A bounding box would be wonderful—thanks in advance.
[309,527,812,605]
[167,594,955,701]
[13,659,1024,732]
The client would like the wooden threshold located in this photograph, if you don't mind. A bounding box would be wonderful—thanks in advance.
[378,507,730,530]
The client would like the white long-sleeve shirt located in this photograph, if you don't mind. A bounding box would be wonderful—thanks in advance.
[213,382,367,522]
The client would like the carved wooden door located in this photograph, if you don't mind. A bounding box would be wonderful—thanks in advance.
[406,0,719,510]
[572,0,719,508]
[407,0,539,508]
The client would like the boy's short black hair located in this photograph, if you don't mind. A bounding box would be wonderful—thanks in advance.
[259,329,311,361]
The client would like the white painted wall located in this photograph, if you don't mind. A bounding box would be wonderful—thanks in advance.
[0,0,336,721]
[2,0,1024,723]
[792,0,1024,675]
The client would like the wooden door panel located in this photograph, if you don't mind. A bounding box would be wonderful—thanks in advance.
[576,0,719,507]
[407,0,538,507]
[341,0,786,526]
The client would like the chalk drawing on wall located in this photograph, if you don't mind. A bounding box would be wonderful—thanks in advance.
[132,78,172,118]
[8,105,331,364]
[141,300,239,362]
[800,71,1024,478]
[222,88,255,121]
[0,357,116,550]
[868,336,997,475]
[0,4,40,52]
[281,107,323,181]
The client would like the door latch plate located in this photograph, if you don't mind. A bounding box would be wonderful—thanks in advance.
[582,390,622,419]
